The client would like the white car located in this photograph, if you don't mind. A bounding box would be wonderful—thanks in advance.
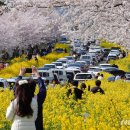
[64,56,75,64]
[66,63,81,70]
[80,54,93,61]
[109,50,120,56]
[75,61,86,66]
[57,58,68,68]
[88,66,102,75]
[51,69,68,82]
[37,70,54,82]
[74,73,95,81]
[107,54,118,61]
[52,62,64,69]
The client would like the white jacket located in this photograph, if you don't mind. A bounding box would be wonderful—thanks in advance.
[6,98,38,130]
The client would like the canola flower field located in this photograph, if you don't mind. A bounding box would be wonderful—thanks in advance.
[0,43,130,130]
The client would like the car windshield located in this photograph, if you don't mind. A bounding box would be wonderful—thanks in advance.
[104,67,118,71]
[85,61,91,64]
[68,64,81,67]
[100,65,111,68]
[76,62,85,66]
[82,56,91,59]
[108,56,117,58]
[66,57,73,60]
[89,68,102,72]
[38,67,50,70]
[57,60,67,64]
[75,74,92,79]
[54,63,62,66]
[44,65,55,68]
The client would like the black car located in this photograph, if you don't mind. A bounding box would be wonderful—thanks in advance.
[105,69,126,76]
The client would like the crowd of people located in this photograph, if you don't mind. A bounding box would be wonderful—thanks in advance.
[0,44,54,70]
[0,43,54,61]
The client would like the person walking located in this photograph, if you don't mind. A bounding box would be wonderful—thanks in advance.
[6,79,38,130]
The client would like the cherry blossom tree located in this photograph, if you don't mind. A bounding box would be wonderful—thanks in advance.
[0,0,130,49]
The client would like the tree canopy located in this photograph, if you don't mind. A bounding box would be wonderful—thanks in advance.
[0,0,130,49]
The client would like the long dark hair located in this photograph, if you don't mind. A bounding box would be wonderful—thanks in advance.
[28,79,36,97]
[15,81,33,117]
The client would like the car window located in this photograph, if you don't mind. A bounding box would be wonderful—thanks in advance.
[76,74,92,79]
[56,63,62,66]
[68,64,80,67]
[58,60,66,63]
[40,72,49,77]
[74,71,80,74]
[59,71,63,75]
[100,65,111,68]
[52,71,58,74]
[44,65,55,68]
[82,56,90,59]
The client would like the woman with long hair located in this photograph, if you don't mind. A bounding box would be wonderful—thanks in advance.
[6,79,38,130]
[13,67,46,130]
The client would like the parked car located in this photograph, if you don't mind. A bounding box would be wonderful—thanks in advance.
[65,68,81,81]
[51,69,68,82]
[65,67,81,73]
[74,73,94,81]
[108,76,115,82]
[107,54,118,61]
[87,52,99,62]
[99,64,112,70]
[75,61,87,71]
[125,72,130,82]
[77,49,87,56]
[73,42,81,51]
[52,62,64,69]
[89,46,102,53]
[37,70,54,82]
[102,48,111,57]
[103,67,119,72]
[57,58,68,67]
[105,69,126,76]
[64,56,75,64]
[67,63,82,70]
[0,78,9,89]
[81,54,98,65]
[80,54,93,62]
[109,50,121,56]
[88,66,102,75]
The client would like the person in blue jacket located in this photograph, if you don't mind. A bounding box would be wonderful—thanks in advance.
[15,67,46,130]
